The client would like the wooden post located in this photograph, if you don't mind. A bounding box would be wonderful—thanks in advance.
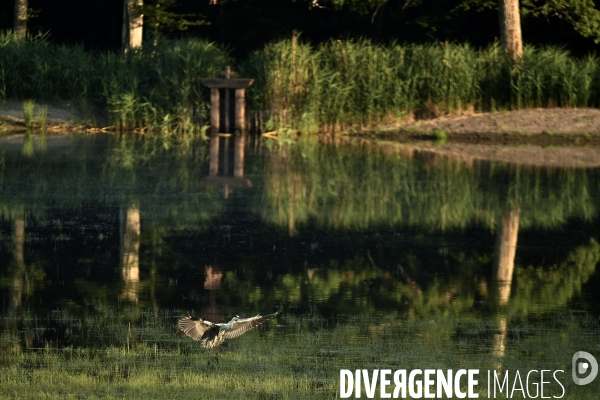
[223,89,230,133]
[210,88,220,133]
[201,70,253,134]
[221,67,233,133]
[235,89,246,132]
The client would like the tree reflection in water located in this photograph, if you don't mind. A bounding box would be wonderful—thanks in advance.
[0,133,598,353]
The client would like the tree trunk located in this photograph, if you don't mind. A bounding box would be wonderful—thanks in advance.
[122,0,144,50]
[14,0,27,39]
[498,0,523,61]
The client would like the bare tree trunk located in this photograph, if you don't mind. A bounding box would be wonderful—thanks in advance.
[498,0,523,61]
[14,0,27,39]
[122,0,144,50]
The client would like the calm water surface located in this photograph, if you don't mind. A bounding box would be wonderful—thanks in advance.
[1,133,599,395]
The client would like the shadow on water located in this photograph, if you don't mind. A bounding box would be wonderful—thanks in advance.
[0,133,599,397]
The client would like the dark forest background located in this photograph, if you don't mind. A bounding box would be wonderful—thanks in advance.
[0,0,598,57]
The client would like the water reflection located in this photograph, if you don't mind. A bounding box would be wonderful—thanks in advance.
[120,203,141,303]
[0,134,598,350]
[201,133,252,198]
[494,208,520,305]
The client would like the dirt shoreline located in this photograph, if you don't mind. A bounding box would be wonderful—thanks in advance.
[3,102,600,167]
[0,101,107,133]
[396,107,600,136]
[369,108,600,168]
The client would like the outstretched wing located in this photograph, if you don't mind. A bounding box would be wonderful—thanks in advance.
[177,316,216,341]
[224,308,282,340]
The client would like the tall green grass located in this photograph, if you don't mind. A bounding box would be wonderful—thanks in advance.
[0,31,229,136]
[243,37,600,132]
[3,31,600,134]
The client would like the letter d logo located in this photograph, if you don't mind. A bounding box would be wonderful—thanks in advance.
[572,351,598,385]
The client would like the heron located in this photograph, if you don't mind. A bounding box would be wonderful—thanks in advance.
[177,306,282,350]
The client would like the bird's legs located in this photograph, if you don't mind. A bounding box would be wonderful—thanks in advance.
[206,349,213,367]
[206,349,220,367]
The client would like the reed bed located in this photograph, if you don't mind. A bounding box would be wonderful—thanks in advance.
[2,31,600,134]
[0,32,229,136]
[244,37,600,132]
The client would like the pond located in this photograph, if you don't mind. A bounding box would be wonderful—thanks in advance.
[0,132,599,399]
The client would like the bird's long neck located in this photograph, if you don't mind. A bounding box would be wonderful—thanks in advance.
[224,319,236,330]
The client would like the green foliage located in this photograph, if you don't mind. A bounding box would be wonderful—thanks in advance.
[512,239,600,315]
[522,0,600,43]
[0,32,229,136]
[245,37,600,132]
[3,32,600,134]
[317,0,600,44]
[432,129,447,145]
[21,131,33,157]
[36,105,48,130]
[138,0,210,34]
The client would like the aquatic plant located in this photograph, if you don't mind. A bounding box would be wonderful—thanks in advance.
[36,104,48,130]
[22,99,34,127]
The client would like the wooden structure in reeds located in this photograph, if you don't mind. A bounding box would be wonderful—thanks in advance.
[201,66,254,133]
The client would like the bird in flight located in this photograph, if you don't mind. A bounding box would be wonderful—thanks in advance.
[177,307,282,349]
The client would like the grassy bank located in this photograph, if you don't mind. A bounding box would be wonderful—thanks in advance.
[2,32,600,134]
[1,310,598,399]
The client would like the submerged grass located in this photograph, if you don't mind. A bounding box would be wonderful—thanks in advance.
[3,31,600,135]
[0,310,598,399]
